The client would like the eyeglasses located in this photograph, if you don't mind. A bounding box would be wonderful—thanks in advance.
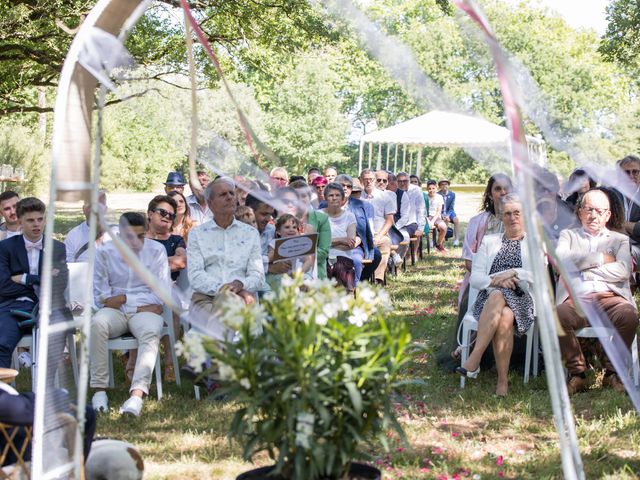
[397,179,409,184]
[624,169,640,176]
[376,178,388,184]
[341,184,353,190]
[580,206,609,216]
[152,208,176,221]
[502,210,521,218]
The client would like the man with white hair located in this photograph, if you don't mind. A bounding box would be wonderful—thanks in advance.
[556,188,639,395]
[188,177,265,338]
[269,167,289,191]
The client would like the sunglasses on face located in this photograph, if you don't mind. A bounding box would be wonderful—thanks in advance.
[624,169,640,176]
[341,184,353,189]
[376,178,388,184]
[152,208,176,221]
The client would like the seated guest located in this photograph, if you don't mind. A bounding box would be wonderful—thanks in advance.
[324,166,338,184]
[426,179,447,253]
[556,188,639,394]
[266,214,315,290]
[410,175,430,236]
[64,190,111,263]
[322,183,358,291]
[360,169,395,284]
[387,173,411,264]
[269,167,289,191]
[163,171,186,195]
[0,381,96,467]
[614,155,640,268]
[146,195,186,382]
[397,172,426,254]
[244,192,277,277]
[335,175,380,282]
[287,182,331,279]
[311,176,328,208]
[564,168,596,210]
[188,177,264,339]
[91,212,170,416]
[0,198,68,368]
[533,165,577,242]
[0,191,20,240]
[438,178,460,247]
[307,167,321,185]
[186,169,213,225]
[235,205,257,229]
[168,190,195,243]
[442,174,512,368]
[457,194,534,396]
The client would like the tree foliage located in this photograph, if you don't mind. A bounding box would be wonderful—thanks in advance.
[600,0,640,79]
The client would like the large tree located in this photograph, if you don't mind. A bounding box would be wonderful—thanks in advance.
[600,0,640,80]
[0,0,336,115]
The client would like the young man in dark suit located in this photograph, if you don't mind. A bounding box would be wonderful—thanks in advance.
[0,197,68,368]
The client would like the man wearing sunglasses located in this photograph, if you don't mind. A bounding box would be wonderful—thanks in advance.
[91,212,170,417]
[616,155,640,269]
[359,169,395,284]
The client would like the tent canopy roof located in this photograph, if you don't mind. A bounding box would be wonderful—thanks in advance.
[360,110,543,148]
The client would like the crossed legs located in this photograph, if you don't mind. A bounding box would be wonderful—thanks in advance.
[461,290,515,395]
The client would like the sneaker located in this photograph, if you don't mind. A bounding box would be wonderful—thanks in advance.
[92,391,109,413]
[120,395,143,417]
[392,252,403,266]
[602,372,626,393]
[566,374,589,395]
[453,239,460,247]
[17,352,32,369]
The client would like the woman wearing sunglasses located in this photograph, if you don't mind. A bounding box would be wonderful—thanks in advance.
[135,195,187,382]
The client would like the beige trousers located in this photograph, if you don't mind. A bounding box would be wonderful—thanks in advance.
[90,307,163,394]
[374,235,391,281]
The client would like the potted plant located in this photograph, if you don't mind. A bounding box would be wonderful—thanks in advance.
[178,273,411,480]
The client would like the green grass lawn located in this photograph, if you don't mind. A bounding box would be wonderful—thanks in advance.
[87,245,640,480]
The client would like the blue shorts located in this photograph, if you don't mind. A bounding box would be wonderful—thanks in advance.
[443,211,457,221]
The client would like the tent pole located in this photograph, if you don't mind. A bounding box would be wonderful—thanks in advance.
[394,144,398,172]
[417,148,422,178]
[368,143,373,170]
[386,144,390,170]
[358,139,364,175]
[409,150,413,173]
[402,145,407,171]
[377,143,382,170]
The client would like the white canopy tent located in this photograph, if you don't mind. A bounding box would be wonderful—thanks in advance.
[358,110,547,177]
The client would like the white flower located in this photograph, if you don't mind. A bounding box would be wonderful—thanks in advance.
[359,286,376,304]
[281,275,294,287]
[322,302,339,319]
[177,331,208,372]
[348,307,368,327]
[315,313,328,326]
[339,295,351,312]
[239,378,251,390]
[218,361,236,381]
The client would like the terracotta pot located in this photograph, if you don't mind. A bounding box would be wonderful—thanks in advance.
[236,462,382,480]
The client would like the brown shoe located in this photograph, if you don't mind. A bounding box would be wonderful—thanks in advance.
[567,375,589,395]
[602,373,626,393]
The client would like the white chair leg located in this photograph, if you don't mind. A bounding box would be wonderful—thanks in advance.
[524,325,533,384]
[532,323,539,378]
[632,334,639,388]
[108,351,115,389]
[460,322,472,389]
[155,352,163,400]
[194,386,201,401]
[167,321,181,387]
[31,330,37,392]
[67,333,79,387]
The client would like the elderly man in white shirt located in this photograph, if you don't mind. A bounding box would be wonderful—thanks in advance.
[188,177,264,339]
[397,172,426,255]
[359,169,396,284]
[91,212,171,417]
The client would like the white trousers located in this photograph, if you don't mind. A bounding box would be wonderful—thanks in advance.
[90,307,163,394]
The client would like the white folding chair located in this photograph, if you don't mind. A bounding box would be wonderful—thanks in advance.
[574,327,640,387]
[107,333,163,399]
[458,285,539,389]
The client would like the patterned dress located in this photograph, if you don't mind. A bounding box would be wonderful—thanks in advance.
[472,237,534,336]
